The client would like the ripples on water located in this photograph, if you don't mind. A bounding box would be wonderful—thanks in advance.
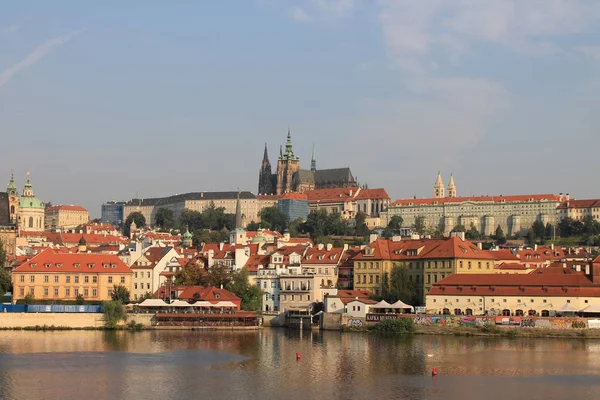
[0,330,599,400]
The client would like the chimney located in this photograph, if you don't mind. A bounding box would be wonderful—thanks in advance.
[219,242,224,251]
[343,243,348,251]
[392,235,402,242]
[562,263,567,268]
[369,234,378,243]
[534,244,537,251]
[477,242,482,250]
[576,264,581,272]
[317,243,324,251]
[326,243,332,251]
[550,243,554,250]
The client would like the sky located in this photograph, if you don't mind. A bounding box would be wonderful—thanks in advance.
[1,1,600,217]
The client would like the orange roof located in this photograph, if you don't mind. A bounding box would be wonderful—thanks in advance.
[497,263,529,270]
[12,248,132,274]
[177,286,241,303]
[557,199,600,209]
[45,205,88,212]
[355,188,390,200]
[489,249,520,261]
[392,194,561,206]
[305,187,360,202]
[303,246,345,265]
[44,232,128,246]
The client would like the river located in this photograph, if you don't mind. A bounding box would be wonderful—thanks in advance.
[0,329,599,400]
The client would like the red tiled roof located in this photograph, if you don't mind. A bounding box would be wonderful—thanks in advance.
[305,187,360,202]
[279,192,308,200]
[303,246,345,265]
[489,249,520,261]
[557,199,600,209]
[177,286,241,304]
[12,248,132,274]
[44,232,128,246]
[392,194,561,207]
[497,263,529,270]
[244,254,270,272]
[45,205,88,212]
[355,188,390,200]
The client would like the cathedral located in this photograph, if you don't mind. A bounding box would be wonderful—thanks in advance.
[258,130,357,195]
[5,172,45,232]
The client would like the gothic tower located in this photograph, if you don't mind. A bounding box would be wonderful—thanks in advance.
[311,144,316,172]
[447,174,457,198]
[433,172,445,198]
[276,129,300,195]
[7,171,19,225]
[258,143,274,195]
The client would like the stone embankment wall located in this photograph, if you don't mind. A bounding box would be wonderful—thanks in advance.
[328,313,600,331]
[0,313,154,329]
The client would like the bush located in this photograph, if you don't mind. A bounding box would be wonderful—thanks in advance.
[480,323,499,334]
[505,329,519,338]
[103,301,126,329]
[371,318,416,334]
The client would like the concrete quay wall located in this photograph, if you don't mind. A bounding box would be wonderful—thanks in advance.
[0,313,154,329]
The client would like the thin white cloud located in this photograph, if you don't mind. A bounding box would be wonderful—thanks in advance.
[290,7,312,22]
[0,30,80,89]
[578,45,600,61]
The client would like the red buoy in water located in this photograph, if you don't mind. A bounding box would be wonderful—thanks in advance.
[432,367,438,376]
[296,352,301,361]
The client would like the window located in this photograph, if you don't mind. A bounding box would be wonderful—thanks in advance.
[357,305,361,311]
[75,276,80,283]
[44,275,49,283]
[271,282,276,288]
[20,288,24,296]
[92,289,97,297]
[503,299,507,302]
[53,276,59,283]
[108,276,113,284]
[263,282,267,288]
[20,275,24,282]
[93,276,97,283]
[468,261,472,270]
[84,276,89,283]
[135,272,138,278]
[84,289,89,297]
[121,277,125,284]
[134,283,138,289]
[543,299,547,303]
[147,272,150,278]
[585,300,589,304]
[54,287,59,296]
[369,275,373,284]
[376,275,380,284]
[65,288,70,297]
[459,261,463,269]
[29,288,34,295]
[43,288,49,297]
[147,283,150,289]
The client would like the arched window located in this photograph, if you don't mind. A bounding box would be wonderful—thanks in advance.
[28,216,33,228]
[528,309,537,316]
[541,310,550,317]
[502,309,510,316]
[10,205,14,214]
[515,309,524,316]
[465,308,473,316]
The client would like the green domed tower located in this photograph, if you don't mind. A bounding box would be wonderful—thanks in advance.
[18,172,45,232]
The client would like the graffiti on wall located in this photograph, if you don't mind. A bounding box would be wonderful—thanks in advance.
[347,319,364,328]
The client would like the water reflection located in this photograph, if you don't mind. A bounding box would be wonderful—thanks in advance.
[1,330,600,400]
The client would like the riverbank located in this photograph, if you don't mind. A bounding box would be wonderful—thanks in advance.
[414,325,600,338]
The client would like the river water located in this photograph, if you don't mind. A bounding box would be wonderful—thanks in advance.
[0,329,599,400]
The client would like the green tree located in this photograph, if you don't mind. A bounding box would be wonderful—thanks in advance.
[386,264,417,305]
[304,209,328,238]
[138,292,154,302]
[180,209,203,231]
[354,211,370,236]
[545,223,554,239]
[288,218,303,237]
[23,293,34,304]
[388,215,404,231]
[259,206,289,233]
[174,261,207,286]
[465,223,480,240]
[246,221,260,231]
[226,268,263,311]
[0,238,7,266]
[526,228,535,244]
[494,225,506,245]
[0,267,11,295]
[532,220,545,241]
[413,216,426,236]
[206,263,232,288]
[124,212,146,236]
[155,207,174,229]
[451,224,466,233]
[76,294,85,305]
[111,285,131,304]
[102,301,126,329]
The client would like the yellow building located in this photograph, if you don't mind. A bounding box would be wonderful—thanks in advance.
[12,248,133,301]
[352,236,498,303]
[45,205,89,230]
[426,262,600,316]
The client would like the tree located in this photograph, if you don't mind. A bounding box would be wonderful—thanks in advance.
[124,212,146,236]
[386,264,417,305]
[582,215,600,237]
[103,300,126,329]
[206,263,232,288]
[23,293,34,304]
[0,238,7,266]
[526,228,535,244]
[0,267,11,295]
[180,209,203,231]
[226,268,262,311]
[138,292,154,302]
[155,207,174,229]
[532,220,545,241]
[259,207,289,233]
[174,261,207,286]
[246,221,260,231]
[388,215,404,231]
[495,225,506,245]
[111,285,131,304]
[304,209,328,238]
[354,211,370,237]
[465,223,480,240]
[545,223,554,239]
[76,293,85,305]
[413,216,426,236]
[451,224,466,233]
[288,218,303,237]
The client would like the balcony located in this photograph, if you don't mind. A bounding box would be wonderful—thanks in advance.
[280,286,311,292]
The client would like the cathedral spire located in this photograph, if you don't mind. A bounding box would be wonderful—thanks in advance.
[311,143,316,172]
[262,143,270,164]
[7,170,17,196]
[447,174,456,198]
[23,172,34,197]
[284,128,295,159]
[433,171,445,198]
[235,190,243,230]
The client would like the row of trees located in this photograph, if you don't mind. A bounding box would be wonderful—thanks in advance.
[374,264,420,306]
[0,239,10,296]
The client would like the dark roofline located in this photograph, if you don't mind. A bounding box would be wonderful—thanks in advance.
[126,191,256,206]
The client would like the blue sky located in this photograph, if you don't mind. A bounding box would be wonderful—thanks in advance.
[1,1,600,217]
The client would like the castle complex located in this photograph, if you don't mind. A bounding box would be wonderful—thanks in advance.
[258,130,357,195]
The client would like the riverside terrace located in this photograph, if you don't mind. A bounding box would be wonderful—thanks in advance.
[132,299,262,328]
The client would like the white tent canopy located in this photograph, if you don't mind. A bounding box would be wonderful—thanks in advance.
[391,300,414,311]
[138,299,169,307]
[170,300,193,307]
[190,301,213,307]
[215,301,237,308]
[556,302,579,312]
[581,304,600,313]
[369,300,393,309]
